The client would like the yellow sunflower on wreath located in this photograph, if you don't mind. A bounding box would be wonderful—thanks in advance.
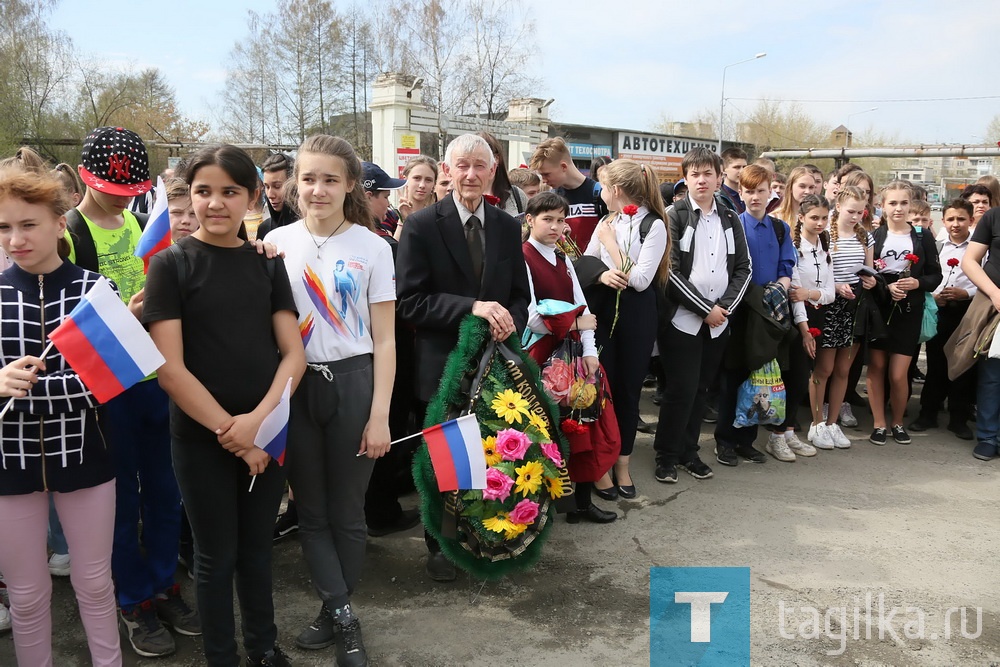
[492,389,530,424]
[514,460,544,496]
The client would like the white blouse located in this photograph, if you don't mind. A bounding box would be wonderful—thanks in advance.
[583,205,667,292]
[791,236,836,325]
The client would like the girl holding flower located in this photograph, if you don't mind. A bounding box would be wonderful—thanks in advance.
[584,160,668,500]
[867,181,941,445]
[521,192,617,523]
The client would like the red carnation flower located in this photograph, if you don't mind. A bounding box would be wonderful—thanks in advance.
[947,257,960,267]
[561,418,587,435]
[483,194,500,206]
[905,253,920,264]
[622,204,639,217]
[807,327,822,339]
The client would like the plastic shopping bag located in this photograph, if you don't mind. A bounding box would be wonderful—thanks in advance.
[733,360,786,427]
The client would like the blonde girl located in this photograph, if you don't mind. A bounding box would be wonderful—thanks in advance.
[584,159,668,499]
[773,166,818,226]
[397,155,438,227]
[867,180,941,446]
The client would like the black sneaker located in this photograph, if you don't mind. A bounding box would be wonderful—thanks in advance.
[715,445,738,467]
[636,417,656,434]
[907,416,936,432]
[296,603,336,650]
[273,505,299,542]
[336,617,369,667]
[973,441,998,461]
[912,369,926,383]
[654,464,677,483]
[154,584,201,636]
[947,422,974,441]
[246,645,293,667]
[735,445,766,463]
[119,601,176,658]
[680,458,714,479]
[869,427,888,446]
[367,508,421,537]
[891,424,911,445]
[703,405,719,424]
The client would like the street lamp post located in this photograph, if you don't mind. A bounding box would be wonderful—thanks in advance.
[718,52,766,153]
[845,107,878,147]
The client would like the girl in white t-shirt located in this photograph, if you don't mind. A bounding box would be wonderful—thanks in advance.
[264,135,396,666]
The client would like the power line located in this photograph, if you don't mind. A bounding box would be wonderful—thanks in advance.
[728,95,1000,104]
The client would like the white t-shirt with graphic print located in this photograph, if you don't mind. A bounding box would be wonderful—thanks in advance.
[266,221,396,363]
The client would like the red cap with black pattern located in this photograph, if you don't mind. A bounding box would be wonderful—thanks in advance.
[78,126,152,197]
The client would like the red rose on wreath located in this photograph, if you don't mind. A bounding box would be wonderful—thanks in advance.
[542,358,573,403]
[947,257,960,268]
[622,204,639,217]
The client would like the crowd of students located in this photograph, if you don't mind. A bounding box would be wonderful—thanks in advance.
[0,127,997,667]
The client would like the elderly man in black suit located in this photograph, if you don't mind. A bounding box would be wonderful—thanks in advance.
[396,133,530,581]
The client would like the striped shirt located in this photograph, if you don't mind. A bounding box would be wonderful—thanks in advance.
[831,232,874,284]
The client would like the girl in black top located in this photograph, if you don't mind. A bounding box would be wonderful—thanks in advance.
[144,145,306,667]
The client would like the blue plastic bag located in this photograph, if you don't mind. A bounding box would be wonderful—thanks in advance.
[733,360,786,427]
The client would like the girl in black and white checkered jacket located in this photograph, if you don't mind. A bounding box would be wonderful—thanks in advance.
[0,168,120,665]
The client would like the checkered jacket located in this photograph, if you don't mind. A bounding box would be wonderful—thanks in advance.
[0,261,114,495]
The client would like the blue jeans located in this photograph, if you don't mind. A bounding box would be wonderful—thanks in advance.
[105,379,180,610]
[48,495,68,555]
[976,357,1000,444]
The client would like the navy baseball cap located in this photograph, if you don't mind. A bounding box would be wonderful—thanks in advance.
[361,162,406,192]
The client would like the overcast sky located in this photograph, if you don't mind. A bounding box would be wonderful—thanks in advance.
[50,0,1000,145]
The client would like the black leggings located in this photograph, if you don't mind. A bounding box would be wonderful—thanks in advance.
[589,286,658,457]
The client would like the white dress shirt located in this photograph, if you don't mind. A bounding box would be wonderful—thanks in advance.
[525,238,598,358]
[935,237,978,298]
[672,197,731,337]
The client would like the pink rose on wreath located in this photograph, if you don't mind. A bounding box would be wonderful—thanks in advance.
[542,358,573,402]
[482,468,515,502]
[508,498,540,525]
[540,441,563,468]
[495,428,532,461]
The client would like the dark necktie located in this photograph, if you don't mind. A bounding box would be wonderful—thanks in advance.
[466,215,483,285]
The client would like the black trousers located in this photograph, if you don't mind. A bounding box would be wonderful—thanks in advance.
[653,324,729,465]
[773,330,809,430]
[920,301,976,422]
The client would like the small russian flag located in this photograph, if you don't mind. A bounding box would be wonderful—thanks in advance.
[423,414,487,492]
[254,377,292,465]
[48,278,165,403]
[134,176,173,272]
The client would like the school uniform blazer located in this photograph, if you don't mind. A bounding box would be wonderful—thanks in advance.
[871,225,942,295]
[662,196,753,325]
[396,194,530,402]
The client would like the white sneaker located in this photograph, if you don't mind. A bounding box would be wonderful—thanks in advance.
[0,603,10,632]
[809,423,836,450]
[822,403,829,422]
[48,553,70,577]
[839,403,858,428]
[785,430,817,457]
[765,433,796,462]
[827,423,852,448]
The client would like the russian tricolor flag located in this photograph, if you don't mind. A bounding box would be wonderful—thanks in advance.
[134,176,172,272]
[254,377,291,465]
[423,414,487,492]
[48,278,166,403]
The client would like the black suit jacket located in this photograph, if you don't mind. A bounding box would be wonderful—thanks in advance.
[396,194,530,401]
